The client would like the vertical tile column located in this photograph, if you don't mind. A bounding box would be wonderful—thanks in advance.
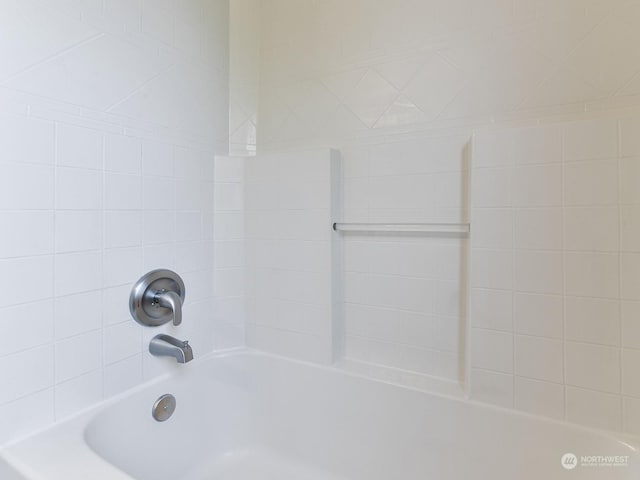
[245,149,341,364]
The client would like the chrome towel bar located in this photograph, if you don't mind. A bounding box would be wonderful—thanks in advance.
[332,222,470,234]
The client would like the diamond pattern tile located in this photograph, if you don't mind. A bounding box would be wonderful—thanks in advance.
[257,0,640,145]
[343,69,399,128]
[402,54,464,121]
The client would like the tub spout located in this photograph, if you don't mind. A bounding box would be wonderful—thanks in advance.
[149,334,193,363]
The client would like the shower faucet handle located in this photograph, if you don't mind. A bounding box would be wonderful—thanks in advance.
[154,290,182,326]
[129,269,186,327]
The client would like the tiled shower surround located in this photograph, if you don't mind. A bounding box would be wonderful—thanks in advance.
[0,0,233,444]
[246,0,640,435]
[3,0,640,448]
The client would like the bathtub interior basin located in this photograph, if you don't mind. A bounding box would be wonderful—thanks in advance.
[84,351,640,480]
[0,457,27,480]
[5,350,640,480]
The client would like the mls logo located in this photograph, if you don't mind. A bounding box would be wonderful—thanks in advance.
[561,453,578,470]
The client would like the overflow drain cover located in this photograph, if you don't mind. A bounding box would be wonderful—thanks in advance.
[152,394,176,422]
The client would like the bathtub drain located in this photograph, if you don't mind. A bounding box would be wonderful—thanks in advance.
[152,394,176,422]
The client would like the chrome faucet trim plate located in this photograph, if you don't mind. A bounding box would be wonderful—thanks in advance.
[130,269,185,327]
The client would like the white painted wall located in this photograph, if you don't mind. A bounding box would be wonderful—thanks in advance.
[0,0,231,445]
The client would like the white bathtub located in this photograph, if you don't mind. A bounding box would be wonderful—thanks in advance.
[2,350,639,479]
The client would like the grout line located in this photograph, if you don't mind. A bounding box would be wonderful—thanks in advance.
[0,33,104,86]
[510,158,516,408]
[617,119,624,430]
[100,129,107,402]
[470,366,638,399]
[561,122,568,422]
[104,64,176,112]
[52,121,59,420]
[472,326,624,349]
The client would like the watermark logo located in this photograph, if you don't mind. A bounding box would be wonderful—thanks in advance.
[561,453,629,470]
[561,453,577,470]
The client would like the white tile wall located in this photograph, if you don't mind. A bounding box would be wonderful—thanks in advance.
[470,116,640,432]
[339,135,469,384]
[229,0,259,156]
[514,377,564,420]
[255,1,640,149]
[244,149,340,364]
[0,0,230,446]
[213,156,246,350]
[236,0,640,433]
[469,369,513,408]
